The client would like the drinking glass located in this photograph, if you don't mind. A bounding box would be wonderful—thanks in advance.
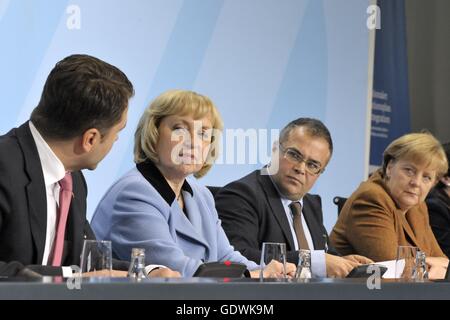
[259,242,286,280]
[395,245,418,280]
[80,240,112,277]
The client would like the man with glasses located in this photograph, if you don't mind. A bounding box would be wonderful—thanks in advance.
[215,118,372,277]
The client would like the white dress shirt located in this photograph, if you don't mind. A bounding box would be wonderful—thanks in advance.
[29,122,74,276]
[29,122,65,264]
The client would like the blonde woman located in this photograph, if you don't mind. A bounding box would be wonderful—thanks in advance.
[330,132,449,278]
[92,90,295,277]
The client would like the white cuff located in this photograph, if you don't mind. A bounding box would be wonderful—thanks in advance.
[310,250,326,278]
[145,264,167,276]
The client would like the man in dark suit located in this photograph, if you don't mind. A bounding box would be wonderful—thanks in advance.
[215,118,372,277]
[0,54,179,278]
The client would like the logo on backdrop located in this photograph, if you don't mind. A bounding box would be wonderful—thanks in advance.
[66,5,81,30]
[366,5,381,30]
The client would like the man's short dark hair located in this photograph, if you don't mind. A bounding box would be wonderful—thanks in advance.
[279,118,333,156]
[30,54,134,140]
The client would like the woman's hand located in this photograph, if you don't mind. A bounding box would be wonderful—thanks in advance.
[426,257,448,279]
[428,265,447,280]
[325,253,359,278]
[342,254,374,264]
[426,257,449,269]
[148,267,181,278]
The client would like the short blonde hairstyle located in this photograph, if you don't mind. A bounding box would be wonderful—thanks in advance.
[382,132,449,179]
[134,90,223,178]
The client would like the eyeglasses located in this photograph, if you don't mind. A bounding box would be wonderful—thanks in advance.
[279,143,323,175]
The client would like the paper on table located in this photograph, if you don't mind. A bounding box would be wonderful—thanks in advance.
[373,259,404,279]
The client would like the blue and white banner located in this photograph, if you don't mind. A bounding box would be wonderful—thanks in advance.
[370,0,410,169]
[0,0,373,230]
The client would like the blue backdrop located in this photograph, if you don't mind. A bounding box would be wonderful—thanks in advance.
[0,0,373,231]
[370,0,410,169]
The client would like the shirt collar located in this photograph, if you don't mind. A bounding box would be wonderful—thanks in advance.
[136,160,194,205]
[29,122,66,187]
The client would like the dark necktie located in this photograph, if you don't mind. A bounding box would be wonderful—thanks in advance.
[290,202,310,250]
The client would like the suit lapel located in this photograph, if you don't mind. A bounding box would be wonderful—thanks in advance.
[17,122,47,263]
[172,197,209,251]
[63,174,85,265]
[136,161,210,257]
[257,171,296,250]
[397,208,419,246]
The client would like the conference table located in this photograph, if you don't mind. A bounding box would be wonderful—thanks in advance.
[1,277,449,300]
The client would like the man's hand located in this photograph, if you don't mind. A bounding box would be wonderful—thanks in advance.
[325,253,360,278]
[148,268,181,278]
[250,260,296,278]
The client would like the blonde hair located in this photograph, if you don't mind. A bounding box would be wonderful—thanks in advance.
[134,90,223,178]
[382,132,449,179]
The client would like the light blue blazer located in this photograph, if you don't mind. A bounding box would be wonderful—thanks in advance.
[91,167,259,276]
